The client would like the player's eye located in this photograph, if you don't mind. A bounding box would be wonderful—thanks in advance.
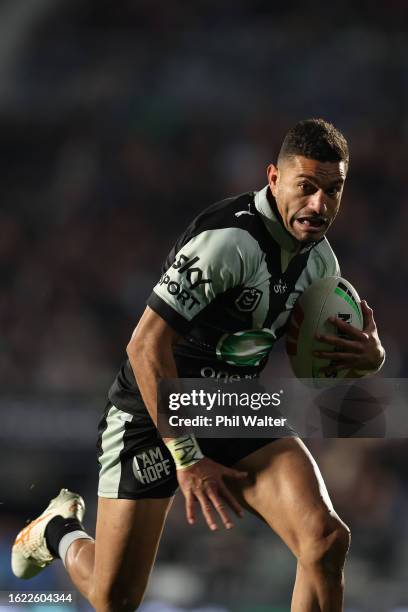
[326,186,341,197]
[298,181,316,195]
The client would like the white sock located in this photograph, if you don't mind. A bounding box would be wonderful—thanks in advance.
[58,530,93,567]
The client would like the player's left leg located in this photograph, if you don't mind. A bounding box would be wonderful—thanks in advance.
[64,496,174,610]
[11,490,173,611]
[229,437,350,612]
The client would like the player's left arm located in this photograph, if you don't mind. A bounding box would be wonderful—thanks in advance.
[313,300,385,376]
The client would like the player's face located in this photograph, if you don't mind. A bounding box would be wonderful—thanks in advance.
[267,156,347,243]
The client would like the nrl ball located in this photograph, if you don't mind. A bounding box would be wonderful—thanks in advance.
[286,276,363,381]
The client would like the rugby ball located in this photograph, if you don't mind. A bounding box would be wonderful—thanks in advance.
[286,276,363,382]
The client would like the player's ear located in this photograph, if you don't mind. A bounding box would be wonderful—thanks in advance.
[267,163,279,196]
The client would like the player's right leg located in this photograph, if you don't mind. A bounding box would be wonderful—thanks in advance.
[228,437,350,612]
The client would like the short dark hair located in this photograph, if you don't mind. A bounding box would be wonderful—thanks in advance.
[278,118,349,168]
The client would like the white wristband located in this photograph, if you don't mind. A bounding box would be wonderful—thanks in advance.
[165,434,204,470]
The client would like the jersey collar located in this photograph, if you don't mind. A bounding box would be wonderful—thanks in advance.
[254,185,317,254]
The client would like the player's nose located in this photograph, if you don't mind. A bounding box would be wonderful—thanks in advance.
[307,190,327,216]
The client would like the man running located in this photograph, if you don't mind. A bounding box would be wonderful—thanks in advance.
[12,119,385,611]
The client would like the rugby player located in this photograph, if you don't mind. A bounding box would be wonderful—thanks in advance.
[12,119,385,611]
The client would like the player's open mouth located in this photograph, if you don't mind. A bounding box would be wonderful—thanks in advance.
[294,217,327,232]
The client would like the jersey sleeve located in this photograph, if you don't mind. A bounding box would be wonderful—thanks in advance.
[147,227,260,334]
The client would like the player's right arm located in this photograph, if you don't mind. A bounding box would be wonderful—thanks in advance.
[127,306,247,531]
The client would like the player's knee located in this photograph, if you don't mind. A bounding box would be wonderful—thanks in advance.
[324,521,351,572]
[299,515,351,576]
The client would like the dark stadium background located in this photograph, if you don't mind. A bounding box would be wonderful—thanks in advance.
[0,1,407,610]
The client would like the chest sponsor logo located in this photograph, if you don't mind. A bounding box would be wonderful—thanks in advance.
[132,446,172,485]
[200,366,259,382]
[216,328,275,367]
[172,254,212,290]
[235,288,262,312]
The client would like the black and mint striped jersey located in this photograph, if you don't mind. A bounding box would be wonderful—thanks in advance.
[109,186,339,413]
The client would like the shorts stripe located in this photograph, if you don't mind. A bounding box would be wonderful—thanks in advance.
[98,405,133,498]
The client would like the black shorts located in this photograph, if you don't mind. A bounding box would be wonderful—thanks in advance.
[97,401,293,500]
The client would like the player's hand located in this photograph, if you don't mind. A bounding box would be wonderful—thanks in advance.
[313,300,385,375]
[176,456,247,531]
